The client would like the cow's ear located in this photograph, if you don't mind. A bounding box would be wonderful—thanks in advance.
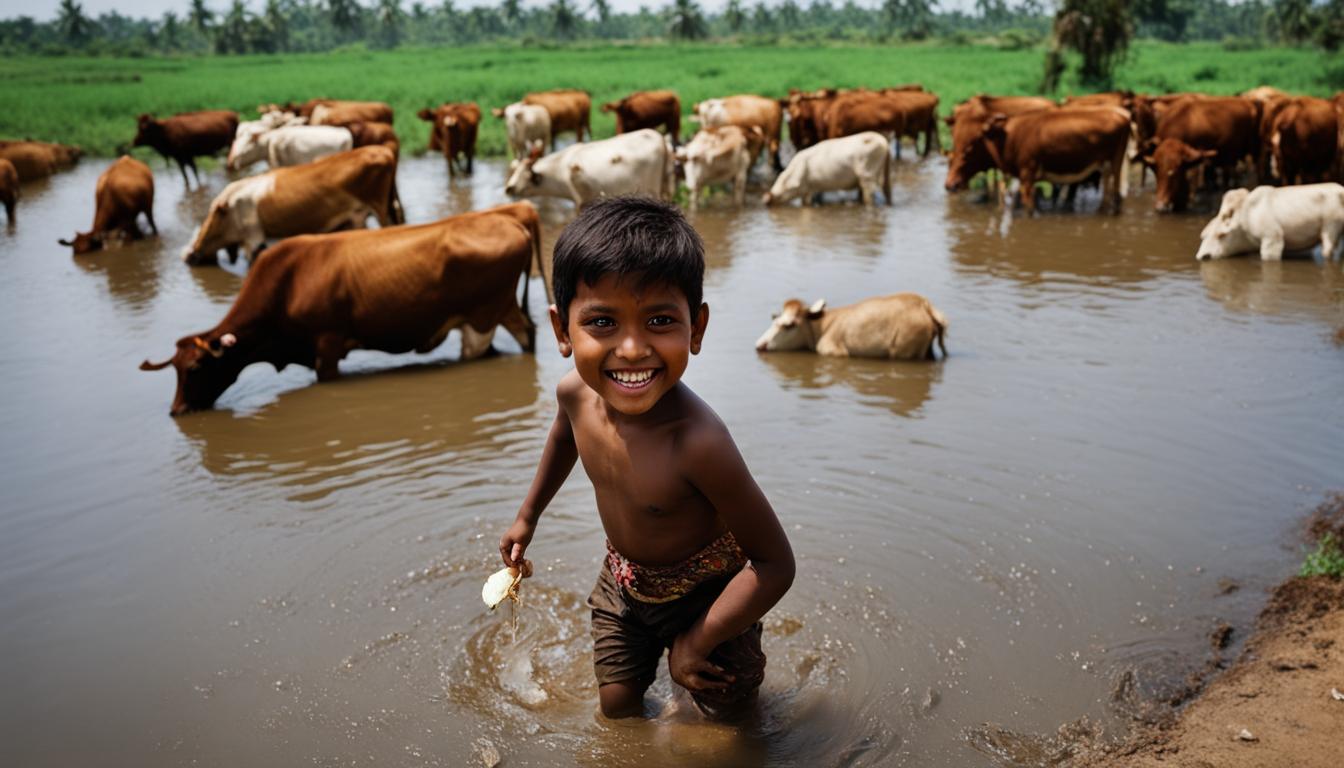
[807,299,827,318]
[491,107,505,119]
[985,114,1008,135]
[943,115,955,126]
[417,108,432,120]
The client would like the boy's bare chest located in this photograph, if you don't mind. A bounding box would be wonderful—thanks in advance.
[570,414,695,510]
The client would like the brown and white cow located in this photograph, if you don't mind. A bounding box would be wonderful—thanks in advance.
[0,157,17,225]
[182,145,402,265]
[59,156,156,254]
[141,202,549,415]
[132,110,239,189]
[675,126,762,209]
[694,95,784,171]
[418,102,481,174]
[491,102,552,168]
[946,107,1131,214]
[1269,97,1338,186]
[1143,97,1260,212]
[755,294,947,360]
[522,89,591,148]
[602,90,682,146]
[307,100,394,126]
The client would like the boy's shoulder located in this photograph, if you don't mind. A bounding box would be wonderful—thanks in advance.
[555,369,587,403]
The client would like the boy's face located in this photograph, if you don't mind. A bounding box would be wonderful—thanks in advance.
[550,273,708,416]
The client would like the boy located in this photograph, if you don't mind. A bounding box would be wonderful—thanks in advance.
[498,197,795,720]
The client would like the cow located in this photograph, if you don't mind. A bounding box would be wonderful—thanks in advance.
[306,100,394,126]
[1130,92,1206,153]
[0,157,16,225]
[58,156,156,254]
[1143,97,1260,212]
[944,95,1056,194]
[140,202,550,416]
[1196,184,1344,261]
[226,125,353,170]
[491,102,552,169]
[602,90,681,146]
[694,95,784,171]
[0,142,57,182]
[754,294,948,360]
[763,131,891,207]
[946,107,1131,214]
[826,89,905,145]
[1242,86,1292,103]
[1269,97,1338,186]
[522,89,591,148]
[504,129,674,207]
[345,121,400,156]
[1063,90,1135,111]
[880,88,941,157]
[182,145,402,265]
[133,110,239,189]
[783,88,840,152]
[418,102,480,174]
[675,126,763,209]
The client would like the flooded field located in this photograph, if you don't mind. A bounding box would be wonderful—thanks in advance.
[1,154,1341,767]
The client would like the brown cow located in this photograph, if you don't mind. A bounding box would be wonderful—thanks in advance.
[946,107,1131,214]
[0,142,56,182]
[296,99,394,124]
[880,88,941,157]
[782,89,838,152]
[141,202,549,415]
[417,102,481,175]
[1242,86,1292,103]
[1143,97,1260,212]
[0,158,16,225]
[694,95,785,171]
[133,110,239,189]
[346,121,401,156]
[523,89,591,148]
[944,95,1056,193]
[59,156,156,254]
[1270,97,1337,185]
[602,90,681,146]
[182,145,402,265]
[826,90,904,144]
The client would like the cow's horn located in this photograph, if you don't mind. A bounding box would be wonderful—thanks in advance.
[140,357,172,371]
[809,299,827,314]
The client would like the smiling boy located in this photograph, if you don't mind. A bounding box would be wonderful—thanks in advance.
[498,196,795,719]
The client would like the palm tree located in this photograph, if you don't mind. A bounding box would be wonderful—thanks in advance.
[56,0,93,44]
[1045,0,1132,87]
[777,0,802,28]
[751,1,773,32]
[263,0,290,50]
[500,0,523,27]
[188,0,214,33]
[1272,0,1315,43]
[666,0,707,39]
[378,0,405,46]
[328,0,363,37]
[724,0,746,33]
[551,0,579,38]
[160,11,182,48]
[215,0,250,53]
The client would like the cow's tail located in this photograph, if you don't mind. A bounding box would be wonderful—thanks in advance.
[927,301,948,360]
[529,207,553,307]
[388,178,405,225]
[882,140,893,205]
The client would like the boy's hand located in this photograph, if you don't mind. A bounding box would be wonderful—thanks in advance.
[670,631,733,693]
[499,517,535,576]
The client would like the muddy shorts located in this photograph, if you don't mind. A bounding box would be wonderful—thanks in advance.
[588,563,766,712]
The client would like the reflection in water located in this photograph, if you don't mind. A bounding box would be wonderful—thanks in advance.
[758,352,941,418]
[72,238,165,314]
[1199,258,1344,323]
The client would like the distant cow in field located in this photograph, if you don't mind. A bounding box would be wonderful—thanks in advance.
[1196,183,1344,261]
[492,102,552,169]
[141,202,548,415]
[603,90,681,146]
[0,158,17,225]
[505,129,674,207]
[522,89,591,148]
[676,125,763,209]
[417,103,480,175]
[59,156,156,254]
[694,95,784,171]
[755,294,948,360]
[133,110,239,189]
[182,145,402,265]
[764,132,891,207]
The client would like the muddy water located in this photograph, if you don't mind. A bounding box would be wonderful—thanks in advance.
[1,154,1341,768]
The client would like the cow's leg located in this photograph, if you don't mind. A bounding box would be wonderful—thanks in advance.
[314,333,345,381]
[460,324,498,361]
[177,159,192,189]
[1020,173,1038,214]
[188,159,202,189]
[858,178,875,206]
[500,303,535,353]
[145,207,158,235]
[1259,226,1286,261]
[1320,222,1341,260]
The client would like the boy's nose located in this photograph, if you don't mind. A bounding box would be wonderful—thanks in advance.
[614,331,652,360]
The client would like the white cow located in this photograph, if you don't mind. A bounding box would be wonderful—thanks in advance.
[763,132,891,206]
[492,102,552,169]
[1196,183,1344,261]
[227,125,354,171]
[227,111,305,167]
[755,294,948,360]
[675,126,761,209]
[504,129,673,207]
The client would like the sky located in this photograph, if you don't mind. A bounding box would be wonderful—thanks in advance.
[2,0,981,24]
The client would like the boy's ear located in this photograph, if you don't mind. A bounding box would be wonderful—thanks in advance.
[548,304,572,357]
[689,302,709,355]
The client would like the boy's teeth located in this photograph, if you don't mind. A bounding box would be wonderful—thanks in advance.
[612,370,653,384]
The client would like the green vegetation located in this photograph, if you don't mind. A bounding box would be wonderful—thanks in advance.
[0,41,1333,158]
[1300,533,1344,579]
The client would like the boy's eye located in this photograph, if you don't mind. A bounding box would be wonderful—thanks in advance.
[585,316,615,328]
[648,315,677,328]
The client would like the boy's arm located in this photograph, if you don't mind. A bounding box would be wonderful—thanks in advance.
[672,420,795,684]
[499,380,580,569]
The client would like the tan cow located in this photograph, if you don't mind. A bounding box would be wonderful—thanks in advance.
[694,95,784,171]
[522,89,591,148]
[755,294,948,360]
[0,157,17,225]
[0,141,79,182]
[307,100,394,126]
[602,90,681,145]
[675,126,762,209]
[764,132,891,207]
[59,156,156,254]
[182,145,402,265]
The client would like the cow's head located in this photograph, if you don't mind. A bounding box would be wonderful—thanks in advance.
[182,197,243,265]
[132,114,160,148]
[504,141,547,197]
[58,230,106,254]
[944,112,1002,192]
[140,331,245,416]
[1196,188,1254,261]
[600,101,620,114]
[756,299,826,352]
[416,108,436,122]
[226,123,268,170]
[491,107,507,119]
[1144,138,1216,213]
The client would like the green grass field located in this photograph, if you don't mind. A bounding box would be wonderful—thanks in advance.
[1,41,1337,158]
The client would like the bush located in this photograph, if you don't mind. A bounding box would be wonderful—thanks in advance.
[1301,533,1344,578]
[1192,64,1219,81]
[1221,35,1261,52]
[996,28,1041,51]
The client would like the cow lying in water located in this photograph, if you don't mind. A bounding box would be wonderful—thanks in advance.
[59,156,156,254]
[141,202,550,415]
[755,294,948,360]
[1196,183,1344,261]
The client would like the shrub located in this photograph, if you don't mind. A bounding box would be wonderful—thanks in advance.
[1221,35,1260,52]
[1301,533,1344,578]
[1192,64,1219,81]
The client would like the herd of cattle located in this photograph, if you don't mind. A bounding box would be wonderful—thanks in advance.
[1,84,1342,414]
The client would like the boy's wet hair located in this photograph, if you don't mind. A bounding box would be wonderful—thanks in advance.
[552,196,704,321]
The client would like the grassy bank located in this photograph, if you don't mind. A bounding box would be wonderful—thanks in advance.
[0,41,1336,157]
